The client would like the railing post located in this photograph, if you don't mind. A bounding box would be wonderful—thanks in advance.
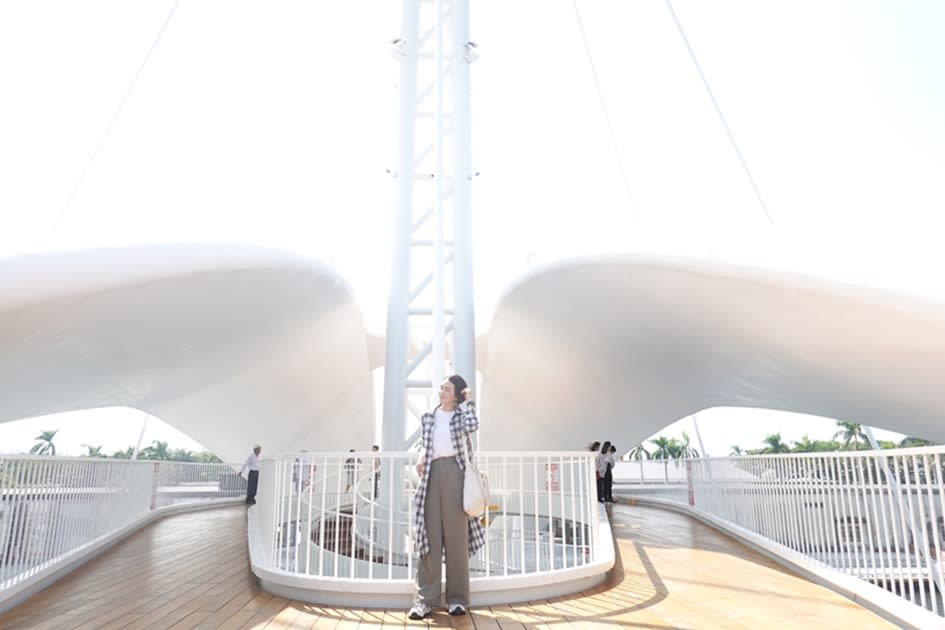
[589,455,599,562]
[149,462,159,511]
[686,460,695,507]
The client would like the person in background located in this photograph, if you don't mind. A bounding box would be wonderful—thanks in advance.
[587,441,601,452]
[293,450,315,493]
[371,444,381,498]
[604,444,617,503]
[241,444,262,505]
[595,441,611,503]
[344,449,360,493]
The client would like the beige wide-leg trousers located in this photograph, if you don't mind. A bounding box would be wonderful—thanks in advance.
[416,457,470,607]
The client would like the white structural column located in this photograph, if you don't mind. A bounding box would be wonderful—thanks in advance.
[382,0,476,452]
[450,2,476,382]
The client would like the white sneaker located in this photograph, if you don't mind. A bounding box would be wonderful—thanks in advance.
[408,602,431,620]
[448,603,467,616]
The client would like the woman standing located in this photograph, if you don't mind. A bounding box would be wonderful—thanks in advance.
[408,375,485,620]
[595,441,611,503]
[603,444,617,503]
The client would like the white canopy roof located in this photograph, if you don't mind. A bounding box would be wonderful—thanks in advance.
[0,243,373,463]
[3,240,945,456]
[480,252,945,450]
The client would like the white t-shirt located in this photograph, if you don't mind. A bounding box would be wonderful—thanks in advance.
[596,452,615,476]
[242,452,260,473]
[431,408,456,459]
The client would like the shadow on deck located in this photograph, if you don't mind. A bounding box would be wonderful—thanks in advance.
[0,503,896,629]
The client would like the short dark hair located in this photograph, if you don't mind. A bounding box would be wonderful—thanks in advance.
[447,374,469,402]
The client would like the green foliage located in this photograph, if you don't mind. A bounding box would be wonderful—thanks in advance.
[833,420,867,450]
[170,448,195,462]
[103,443,221,462]
[791,434,816,453]
[628,444,650,460]
[139,441,171,460]
[81,444,104,457]
[29,429,59,456]
[648,436,675,460]
[737,422,937,455]
[791,434,841,453]
[648,433,700,459]
[762,432,790,454]
[897,436,938,448]
[110,446,135,459]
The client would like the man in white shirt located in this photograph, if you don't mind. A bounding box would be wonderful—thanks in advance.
[240,444,262,505]
[293,450,315,494]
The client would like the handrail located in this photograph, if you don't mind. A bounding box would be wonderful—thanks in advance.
[251,451,602,582]
[0,457,243,608]
[616,448,945,619]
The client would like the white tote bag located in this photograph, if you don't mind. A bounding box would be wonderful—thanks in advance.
[461,435,489,518]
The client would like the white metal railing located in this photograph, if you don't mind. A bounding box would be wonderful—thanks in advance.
[251,451,600,584]
[0,455,242,598]
[615,447,945,618]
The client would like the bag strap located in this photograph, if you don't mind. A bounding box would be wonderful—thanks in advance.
[460,430,474,471]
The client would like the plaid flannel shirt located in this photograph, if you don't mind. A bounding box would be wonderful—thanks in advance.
[412,400,486,559]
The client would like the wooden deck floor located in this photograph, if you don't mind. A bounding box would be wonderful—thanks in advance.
[0,503,898,629]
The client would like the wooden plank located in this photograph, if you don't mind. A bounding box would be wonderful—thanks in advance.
[97,613,144,630]
[285,602,326,630]
[376,607,406,630]
[239,596,291,629]
[0,504,903,630]
[488,604,525,630]
[468,607,502,630]
[262,601,303,628]
[194,588,264,629]
[358,608,387,629]
[167,608,217,630]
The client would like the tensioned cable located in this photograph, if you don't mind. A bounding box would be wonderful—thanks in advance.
[570,0,634,211]
[664,0,774,224]
[52,0,182,231]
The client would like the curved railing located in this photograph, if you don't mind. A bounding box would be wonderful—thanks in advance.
[615,446,945,626]
[248,451,612,606]
[0,456,243,612]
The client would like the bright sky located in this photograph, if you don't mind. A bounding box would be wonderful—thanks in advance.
[1,1,942,456]
[0,408,208,458]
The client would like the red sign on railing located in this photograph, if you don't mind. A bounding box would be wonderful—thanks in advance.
[545,462,559,491]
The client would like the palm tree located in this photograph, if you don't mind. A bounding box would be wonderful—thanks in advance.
[679,432,700,458]
[729,445,743,456]
[897,436,936,448]
[195,451,223,463]
[762,432,790,454]
[82,444,104,457]
[648,436,676,460]
[792,434,817,453]
[30,429,59,456]
[141,440,171,460]
[833,420,866,451]
[648,435,699,460]
[170,448,196,462]
[110,446,135,459]
[628,444,649,461]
